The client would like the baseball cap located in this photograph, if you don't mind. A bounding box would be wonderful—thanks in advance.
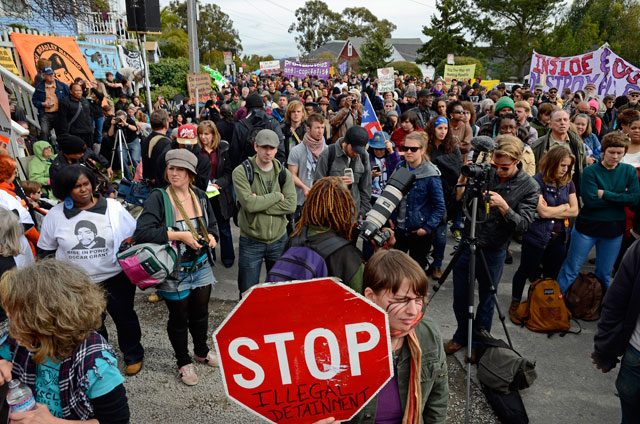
[629,89,640,96]
[176,124,198,145]
[255,129,280,148]
[343,126,368,155]
[42,66,54,75]
[165,149,197,174]
[417,89,433,98]
[534,84,543,90]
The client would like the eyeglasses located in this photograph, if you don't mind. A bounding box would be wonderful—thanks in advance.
[490,160,517,171]
[549,90,558,94]
[401,146,421,152]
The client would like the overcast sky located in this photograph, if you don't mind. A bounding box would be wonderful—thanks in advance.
[159,0,439,58]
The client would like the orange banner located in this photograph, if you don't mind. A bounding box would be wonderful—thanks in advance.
[10,33,94,85]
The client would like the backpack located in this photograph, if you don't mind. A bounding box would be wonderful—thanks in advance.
[511,278,581,335]
[243,119,267,147]
[240,158,287,188]
[265,227,350,283]
[564,272,604,321]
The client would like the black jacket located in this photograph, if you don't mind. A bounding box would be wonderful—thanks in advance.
[57,96,93,135]
[134,187,218,245]
[141,131,172,187]
[280,122,306,164]
[465,165,539,250]
[201,140,235,221]
[593,239,640,371]
[230,109,285,167]
[49,150,110,186]
[213,118,235,145]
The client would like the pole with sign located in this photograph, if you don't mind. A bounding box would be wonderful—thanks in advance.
[214,278,393,424]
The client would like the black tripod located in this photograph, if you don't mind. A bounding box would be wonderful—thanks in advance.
[429,186,514,424]
[110,126,134,181]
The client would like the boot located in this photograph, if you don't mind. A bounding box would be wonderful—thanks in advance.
[509,300,520,324]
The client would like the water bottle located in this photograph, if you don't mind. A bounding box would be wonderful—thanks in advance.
[6,379,36,413]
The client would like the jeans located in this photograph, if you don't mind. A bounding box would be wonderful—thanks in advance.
[616,345,640,424]
[118,138,141,180]
[395,230,434,272]
[238,233,288,294]
[452,245,507,347]
[450,212,463,231]
[93,116,104,146]
[217,217,235,267]
[432,223,447,268]
[97,272,144,365]
[512,236,566,301]
[39,112,57,143]
[556,228,622,293]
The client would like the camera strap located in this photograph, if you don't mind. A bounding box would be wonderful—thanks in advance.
[167,186,210,246]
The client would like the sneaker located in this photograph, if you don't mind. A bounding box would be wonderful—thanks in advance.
[179,364,198,386]
[194,351,219,367]
[451,229,462,242]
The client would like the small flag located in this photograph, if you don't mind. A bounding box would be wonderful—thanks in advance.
[361,94,382,139]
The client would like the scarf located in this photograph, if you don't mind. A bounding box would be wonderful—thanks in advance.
[402,329,423,424]
[302,131,325,160]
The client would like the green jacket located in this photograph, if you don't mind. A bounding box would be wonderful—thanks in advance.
[232,156,296,243]
[346,318,449,424]
[27,140,56,193]
[531,130,587,176]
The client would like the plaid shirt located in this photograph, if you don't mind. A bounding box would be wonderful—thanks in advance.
[8,331,116,420]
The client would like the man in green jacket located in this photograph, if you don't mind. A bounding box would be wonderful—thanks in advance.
[232,129,297,295]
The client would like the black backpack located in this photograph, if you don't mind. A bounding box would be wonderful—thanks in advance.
[242,119,266,147]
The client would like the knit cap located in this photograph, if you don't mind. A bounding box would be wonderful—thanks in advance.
[494,96,515,114]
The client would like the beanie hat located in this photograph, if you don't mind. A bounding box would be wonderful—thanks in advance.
[588,99,599,110]
[58,135,87,154]
[494,96,515,114]
[245,92,264,109]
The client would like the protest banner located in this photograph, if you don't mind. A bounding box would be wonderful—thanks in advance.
[224,51,233,66]
[447,54,455,65]
[10,33,94,85]
[0,81,10,145]
[339,61,347,75]
[203,66,228,89]
[259,60,280,74]
[186,73,212,103]
[0,49,19,76]
[471,78,501,91]
[118,45,144,72]
[377,67,394,93]
[283,60,331,79]
[77,41,121,79]
[214,278,392,424]
[529,46,640,96]
[443,64,475,83]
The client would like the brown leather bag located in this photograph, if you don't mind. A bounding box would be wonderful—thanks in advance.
[565,272,604,321]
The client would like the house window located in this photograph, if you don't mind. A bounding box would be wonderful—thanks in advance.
[347,42,352,57]
[0,0,32,17]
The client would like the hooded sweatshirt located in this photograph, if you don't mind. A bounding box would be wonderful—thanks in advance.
[27,140,56,189]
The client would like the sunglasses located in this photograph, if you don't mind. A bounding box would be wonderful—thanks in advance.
[453,110,465,114]
[402,146,421,152]
[490,160,517,171]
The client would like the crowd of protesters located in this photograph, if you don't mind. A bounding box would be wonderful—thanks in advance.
[0,59,638,422]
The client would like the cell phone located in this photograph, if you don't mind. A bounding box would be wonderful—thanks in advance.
[344,168,354,181]
[372,165,381,173]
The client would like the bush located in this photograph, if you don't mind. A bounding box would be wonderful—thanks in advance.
[387,61,423,79]
[434,56,486,80]
[151,85,182,104]
[149,58,190,93]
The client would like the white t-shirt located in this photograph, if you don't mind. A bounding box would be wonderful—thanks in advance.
[0,190,35,268]
[38,199,135,283]
[288,143,326,206]
[622,151,640,168]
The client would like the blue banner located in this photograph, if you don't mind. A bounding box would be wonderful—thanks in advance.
[77,41,121,79]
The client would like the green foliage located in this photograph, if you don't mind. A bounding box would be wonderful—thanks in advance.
[388,61,423,80]
[149,8,188,59]
[149,58,190,93]
[417,0,470,67]
[239,54,276,73]
[288,1,397,55]
[151,85,182,103]
[357,28,393,73]
[434,56,485,79]
[464,0,562,79]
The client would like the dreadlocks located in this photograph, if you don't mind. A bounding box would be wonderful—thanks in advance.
[293,177,356,240]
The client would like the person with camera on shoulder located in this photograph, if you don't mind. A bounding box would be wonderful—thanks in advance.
[444,135,539,362]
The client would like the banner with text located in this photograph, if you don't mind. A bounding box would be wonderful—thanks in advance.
[259,60,280,74]
[471,78,501,91]
[10,33,94,85]
[0,49,19,76]
[77,42,121,79]
[118,46,144,72]
[187,73,212,103]
[528,47,640,96]
[444,64,475,83]
[283,59,330,79]
[339,61,347,75]
[377,67,395,93]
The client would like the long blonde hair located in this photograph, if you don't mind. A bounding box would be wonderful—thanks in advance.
[1,260,106,363]
[197,120,221,151]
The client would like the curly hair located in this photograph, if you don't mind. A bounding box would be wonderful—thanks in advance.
[0,155,17,181]
[425,117,455,155]
[292,177,355,240]
[1,259,106,364]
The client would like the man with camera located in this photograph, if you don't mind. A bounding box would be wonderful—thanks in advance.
[445,136,539,361]
[106,110,139,180]
[329,92,362,143]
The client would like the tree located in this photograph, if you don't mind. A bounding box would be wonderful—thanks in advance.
[357,27,393,73]
[416,0,470,67]
[149,7,189,59]
[465,0,563,79]
[434,56,486,80]
[388,61,423,79]
[12,0,106,25]
[168,1,242,62]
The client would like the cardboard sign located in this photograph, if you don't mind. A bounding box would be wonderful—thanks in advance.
[187,73,212,103]
[224,51,233,65]
[214,278,393,424]
[0,49,19,76]
[447,54,455,65]
[529,46,640,96]
[10,33,94,85]
[444,64,475,83]
[260,60,280,74]
[377,67,395,93]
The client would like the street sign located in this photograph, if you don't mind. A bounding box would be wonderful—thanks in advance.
[224,51,233,66]
[214,278,392,424]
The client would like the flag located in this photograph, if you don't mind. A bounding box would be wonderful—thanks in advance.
[361,94,382,139]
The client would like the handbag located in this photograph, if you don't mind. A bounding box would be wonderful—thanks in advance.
[117,189,178,290]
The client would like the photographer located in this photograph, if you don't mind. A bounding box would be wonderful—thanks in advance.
[329,93,362,143]
[444,135,539,360]
[107,110,140,180]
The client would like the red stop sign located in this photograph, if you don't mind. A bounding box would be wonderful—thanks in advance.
[214,278,392,424]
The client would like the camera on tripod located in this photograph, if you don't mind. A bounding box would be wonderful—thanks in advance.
[356,167,415,246]
[461,161,491,181]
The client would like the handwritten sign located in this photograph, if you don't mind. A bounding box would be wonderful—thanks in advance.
[214,278,392,424]
[377,67,395,93]
[444,64,475,83]
[186,73,212,103]
[529,47,640,96]
[259,60,280,74]
[0,49,19,76]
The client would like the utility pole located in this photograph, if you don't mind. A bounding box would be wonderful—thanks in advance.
[187,0,200,117]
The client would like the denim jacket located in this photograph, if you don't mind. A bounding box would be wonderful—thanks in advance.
[31,80,70,119]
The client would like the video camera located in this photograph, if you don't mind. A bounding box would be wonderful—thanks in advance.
[356,167,415,247]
